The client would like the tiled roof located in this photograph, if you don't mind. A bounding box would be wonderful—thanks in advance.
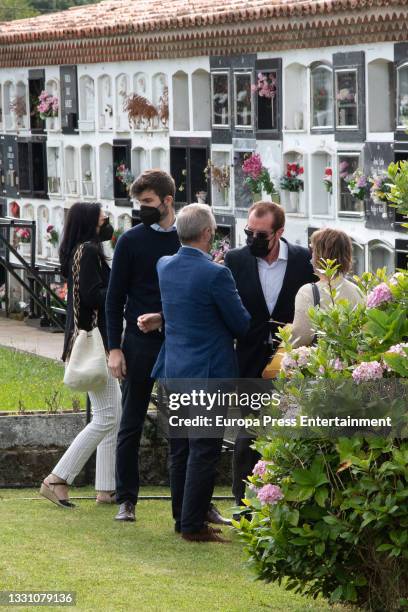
[0,0,407,67]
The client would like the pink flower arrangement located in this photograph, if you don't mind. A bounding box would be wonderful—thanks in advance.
[366,283,393,309]
[16,228,31,243]
[352,361,384,383]
[257,484,284,505]
[241,153,276,196]
[251,72,276,99]
[37,90,59,119]
[242,153,263,180]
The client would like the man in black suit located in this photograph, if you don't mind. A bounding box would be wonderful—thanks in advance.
[224,201,316,506]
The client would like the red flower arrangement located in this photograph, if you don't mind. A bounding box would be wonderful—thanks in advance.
[323,167,333,194]
[280,162,304,192]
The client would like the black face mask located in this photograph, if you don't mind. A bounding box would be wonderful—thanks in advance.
[99,220,114,242]
[139,203,165,227]
[246,235,273,258]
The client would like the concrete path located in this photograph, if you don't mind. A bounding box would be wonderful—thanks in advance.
[0,317,63,361]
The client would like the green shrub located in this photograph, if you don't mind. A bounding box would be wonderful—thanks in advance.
[236,436,408,610]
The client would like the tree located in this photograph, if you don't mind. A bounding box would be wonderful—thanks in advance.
[0,0,39,21]
[0,0,99,22]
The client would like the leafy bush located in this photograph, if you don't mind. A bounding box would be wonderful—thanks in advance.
[236,437,408,610]
[235,265,408,610]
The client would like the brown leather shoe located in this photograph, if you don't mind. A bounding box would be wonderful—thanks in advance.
[181,525,230,543]
[175,522,222,534]
[114,501,135,522]
[206,503,232,526]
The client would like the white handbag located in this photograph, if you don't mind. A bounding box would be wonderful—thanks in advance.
[63,243,108,393]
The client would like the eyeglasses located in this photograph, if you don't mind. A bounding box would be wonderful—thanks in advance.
[244,227,275,241]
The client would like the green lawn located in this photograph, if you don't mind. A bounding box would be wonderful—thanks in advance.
[0,486,340,612]
[0,346,86,412]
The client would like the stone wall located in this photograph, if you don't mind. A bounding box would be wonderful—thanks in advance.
[0,411,232,488]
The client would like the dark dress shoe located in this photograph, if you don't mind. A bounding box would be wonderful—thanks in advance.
[114,501,135,522]
[175,521,222,534]
[182,525,230,543]
[206,503,232,526]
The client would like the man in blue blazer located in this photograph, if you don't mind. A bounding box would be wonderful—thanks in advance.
[150,203,250,542]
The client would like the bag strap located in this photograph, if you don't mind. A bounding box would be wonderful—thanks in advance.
[311,283,320,307]
[72,243,98,340]
[311,283,320,346]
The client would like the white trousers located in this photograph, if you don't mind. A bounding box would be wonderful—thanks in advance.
[53,370,122,490]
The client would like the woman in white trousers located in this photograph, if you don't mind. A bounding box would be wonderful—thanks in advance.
[40,202,121,508]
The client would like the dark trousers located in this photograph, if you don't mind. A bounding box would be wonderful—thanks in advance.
[170,436,223,533]
[232,428,261,505]
[116,330,162,505]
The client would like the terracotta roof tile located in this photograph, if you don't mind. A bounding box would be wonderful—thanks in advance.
[0,0,406,66]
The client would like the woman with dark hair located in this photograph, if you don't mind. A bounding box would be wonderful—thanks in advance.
[40,202,121,508]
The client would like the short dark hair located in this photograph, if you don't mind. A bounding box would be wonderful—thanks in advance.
[130,169,175,201]
[310,228,353,275]
[248,201,285,231]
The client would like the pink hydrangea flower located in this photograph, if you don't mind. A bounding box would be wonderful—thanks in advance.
[257,484,284,505]
[389,272,404,287]
[383,343,408,371]
[352,361,384,383]
[252,460,273,476]
[332,358,345,371]
[366,283,393,309]
[281,353,298,373]
[295,346,312,367]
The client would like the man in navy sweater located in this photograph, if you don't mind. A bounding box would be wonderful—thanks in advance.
[106,170,180,522]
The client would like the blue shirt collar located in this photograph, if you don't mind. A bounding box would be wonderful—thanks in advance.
[150,220,177,233]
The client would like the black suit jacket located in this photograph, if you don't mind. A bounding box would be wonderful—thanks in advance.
[225,239,316,377]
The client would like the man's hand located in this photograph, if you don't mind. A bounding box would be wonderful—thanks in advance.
[108,349,127,380]
[137,313,163,333]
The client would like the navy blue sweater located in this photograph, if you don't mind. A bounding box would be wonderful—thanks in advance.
[106,224,180,350]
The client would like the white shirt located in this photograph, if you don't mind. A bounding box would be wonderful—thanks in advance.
[257,239,288,315]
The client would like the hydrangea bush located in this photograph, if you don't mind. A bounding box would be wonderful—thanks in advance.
[235,262,408,609]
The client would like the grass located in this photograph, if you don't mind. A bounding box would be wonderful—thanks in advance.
[0,486,339,612]
[0,346,86,412]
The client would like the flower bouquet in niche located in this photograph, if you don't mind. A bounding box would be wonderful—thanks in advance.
[345,169,370,201]
[204,159,231,204]
[369,174,392,218]
[251,72,277,99]
[46,225,59,247]
[279,162,304,192]
[241,152,277,200]
[15,228,31,244]
[37,91,59,120]
[115,163,134,192]
[323,167,333,194]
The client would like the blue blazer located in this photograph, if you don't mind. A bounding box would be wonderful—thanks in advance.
[152,246,251,379]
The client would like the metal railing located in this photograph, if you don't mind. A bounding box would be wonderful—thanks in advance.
[0,217,66,330]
